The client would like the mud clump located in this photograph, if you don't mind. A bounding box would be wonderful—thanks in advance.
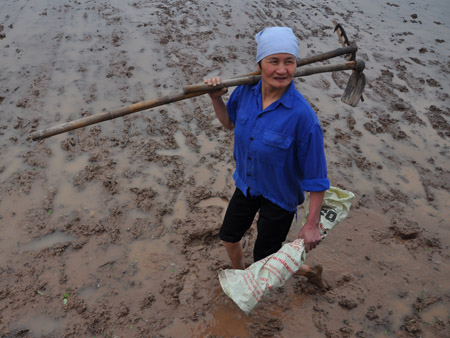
[339,298,358,310]
[248,316,283,337]
[390,225,420,241]
[130,187,157,211]
[400,294,444,337]
[426,105,450,138]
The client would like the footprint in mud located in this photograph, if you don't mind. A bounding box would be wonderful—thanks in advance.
[331,71,348,89]
[178,273,197,305]
[309,77,331,89]
[326,273,366,310]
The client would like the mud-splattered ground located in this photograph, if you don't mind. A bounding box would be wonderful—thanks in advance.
[1,0,449,337]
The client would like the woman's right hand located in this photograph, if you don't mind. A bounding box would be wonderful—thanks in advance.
[204,77,227,98]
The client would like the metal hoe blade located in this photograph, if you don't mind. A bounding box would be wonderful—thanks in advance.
[341,70,365,107]
[333,21,366,107]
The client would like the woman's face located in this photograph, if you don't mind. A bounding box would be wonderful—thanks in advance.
[258,53,297,90]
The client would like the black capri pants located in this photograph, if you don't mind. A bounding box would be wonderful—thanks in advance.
[219,188,295,262]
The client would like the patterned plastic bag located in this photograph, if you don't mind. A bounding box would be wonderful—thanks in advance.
[218,186,355,314]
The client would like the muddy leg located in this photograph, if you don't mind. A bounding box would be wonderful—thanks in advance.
[223,241,245,270]
[297,264,328,289]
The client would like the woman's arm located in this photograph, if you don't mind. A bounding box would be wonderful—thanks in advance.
[204,77,234,130]
[298,190,325,252]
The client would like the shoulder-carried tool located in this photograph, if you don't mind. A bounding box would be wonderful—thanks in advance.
[31,29,365,141]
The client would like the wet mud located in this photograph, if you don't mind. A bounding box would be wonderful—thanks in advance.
[0,0,449,337]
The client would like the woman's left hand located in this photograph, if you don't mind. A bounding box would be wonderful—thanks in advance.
[298,221,322,252]
[203,77,228,98]
[299,191,325,252]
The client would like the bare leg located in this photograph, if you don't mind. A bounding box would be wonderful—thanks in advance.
[223,241,245,270]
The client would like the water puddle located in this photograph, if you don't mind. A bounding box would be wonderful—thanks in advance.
[63,153,91,173]
[196,132,217,155]
[161,312,250,338]
[161,290,250,338]
[213,175,227,193]
[389,298,415,330]
[19,231,75,251]
[156,130,190,157]
[64,241,125,286]
[422,302,449,325]
[162,196,188,228]
[193,165,212,186]
[128,173,169,198]
[77,284,107,304]
[127,236,181,283]
[127,208,149,220]
[203,306,250,337]
[0,183,52,256]
[275,294,319,336]
[0,155,24,182]
[14,314,66,338]
[52,180,105,218]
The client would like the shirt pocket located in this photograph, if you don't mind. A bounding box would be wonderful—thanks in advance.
[259,131,293,166]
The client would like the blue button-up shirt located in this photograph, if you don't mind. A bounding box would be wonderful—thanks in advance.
[227,80,330,212]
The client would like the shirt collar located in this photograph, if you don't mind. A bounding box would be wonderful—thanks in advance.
[252,80,295,110]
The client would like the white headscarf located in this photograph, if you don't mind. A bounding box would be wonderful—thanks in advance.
[255,27,299,63]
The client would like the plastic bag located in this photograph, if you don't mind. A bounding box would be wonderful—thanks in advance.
[218,186,355,314]
[219,239,306,314]
[303,186,355,238]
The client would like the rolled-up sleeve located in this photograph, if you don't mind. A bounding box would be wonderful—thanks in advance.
[298,124,330,192]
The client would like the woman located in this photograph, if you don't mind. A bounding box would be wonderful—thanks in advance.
[205,27,330,283]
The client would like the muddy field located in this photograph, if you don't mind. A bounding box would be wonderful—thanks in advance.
[1,0,449,337]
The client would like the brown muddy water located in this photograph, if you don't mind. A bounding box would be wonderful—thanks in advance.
[0,0,449,337]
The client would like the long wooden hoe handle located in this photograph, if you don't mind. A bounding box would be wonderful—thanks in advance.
[31,46,358,141]
[31,90,211,141]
